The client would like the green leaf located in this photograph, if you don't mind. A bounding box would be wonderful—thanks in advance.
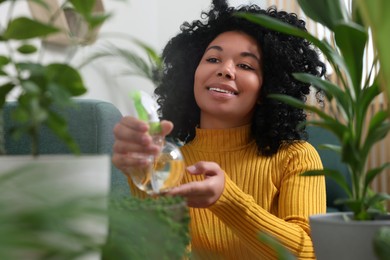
[363,120,390,159]
[374,227,390,260]
[17,44,38,54]
[131,38,163,68]
[3,17,59,40]
[237,13,347,78]
[366,193,390,211]
[302,169,352,197]
[317,143,342,154]
[45,64,87,96]
[357,81,381,129]
[293,73,352,120]
[16,62,47,88]
[46,111,80,154]
[258,232,296,260]
[334,22,367,95]
[0,55,10,66]
[297,0,348,30]
[21,80,41,94]
[368,111,389,137]
[85,13,111,29]
[365,163,390,189]
[357,0,390,107]
[69,0,96,17]
[307,120,348,142]
[268,94,336,123]
[0,82,16,107]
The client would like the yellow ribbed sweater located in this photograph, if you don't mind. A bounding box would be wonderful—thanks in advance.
[128,125,326,259]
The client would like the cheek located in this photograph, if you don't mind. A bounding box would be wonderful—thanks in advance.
[243,73,263,96]
[193,64,210,95]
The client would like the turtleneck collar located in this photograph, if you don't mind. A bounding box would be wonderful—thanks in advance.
[187,124,254,151]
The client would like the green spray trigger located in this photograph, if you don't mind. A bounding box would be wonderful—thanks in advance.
[130,90,162,135]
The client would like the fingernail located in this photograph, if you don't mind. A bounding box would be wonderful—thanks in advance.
[186,165,196,172]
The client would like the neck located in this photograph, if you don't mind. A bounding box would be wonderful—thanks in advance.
[199,114,251,129]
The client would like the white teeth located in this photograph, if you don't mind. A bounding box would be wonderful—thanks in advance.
[208,87,236,95]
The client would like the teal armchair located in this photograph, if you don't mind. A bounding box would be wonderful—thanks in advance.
[307,126,350,212]
[4,99,129,198]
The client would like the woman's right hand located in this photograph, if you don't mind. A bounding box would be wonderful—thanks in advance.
[112,116,173,171]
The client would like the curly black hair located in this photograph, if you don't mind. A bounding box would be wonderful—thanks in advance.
[154,0,326,156]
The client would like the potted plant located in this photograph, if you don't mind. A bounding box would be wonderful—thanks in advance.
[239,0,390,259]
[1,1,191,258]
[0,0,110,155]
[0,0,114,258]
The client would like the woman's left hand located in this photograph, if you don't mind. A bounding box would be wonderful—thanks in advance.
[165,161,225,208]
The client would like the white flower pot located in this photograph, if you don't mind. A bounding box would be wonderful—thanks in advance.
[310,212,390,260]
[0,155,111,260]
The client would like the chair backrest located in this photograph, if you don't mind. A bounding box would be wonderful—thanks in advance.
[306,125,350,212]
[4,99,129,198]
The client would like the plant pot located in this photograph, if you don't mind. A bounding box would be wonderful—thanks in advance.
[0,155,111,260]
[310,212,390,260]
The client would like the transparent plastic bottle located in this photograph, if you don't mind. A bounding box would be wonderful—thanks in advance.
[125,91,184,195]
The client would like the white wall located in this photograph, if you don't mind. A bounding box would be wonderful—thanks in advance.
[1,0,269,115]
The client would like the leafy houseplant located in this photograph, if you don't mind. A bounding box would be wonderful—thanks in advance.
[240,0,390,221]
[0,0,109,156]
[239,0,390,259]
[0,0,112,258]
[1,2,190,259]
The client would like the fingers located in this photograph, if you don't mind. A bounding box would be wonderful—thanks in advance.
[165,161,226,208]
[160,120,174,136]
[112,116,174,171]
[112,152,151,171]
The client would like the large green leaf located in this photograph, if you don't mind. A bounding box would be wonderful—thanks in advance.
[3,17,59,40]
[293,73,352,121]
[268,94,336,123]
[362,118,390,158]
[334,22,367,95]
[69,0,97,17]
[45,64,87,96]
[0,55,10,66]
[297,0,348,30]
[356,0,390,108]
[237,13,347,79]
[85,13,111,29]
[46,111,80,154]
[302,169,352,197]
[356,81,381,130]
[307,120,348,141]
[0,82,15,107]
[17,44,38,55]
[317,143,342,154]
[365,163,390,189]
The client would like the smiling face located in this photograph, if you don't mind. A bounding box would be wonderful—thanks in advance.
[194,31,263,129]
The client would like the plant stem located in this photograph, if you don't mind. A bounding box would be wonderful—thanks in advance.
[0,109,6,155]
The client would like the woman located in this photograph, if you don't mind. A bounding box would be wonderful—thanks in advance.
[112,0,326,259]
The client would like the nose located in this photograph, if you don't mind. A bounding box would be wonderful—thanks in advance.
[217,61,235,80]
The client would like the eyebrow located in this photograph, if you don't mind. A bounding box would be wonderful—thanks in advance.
[205,45,260,62]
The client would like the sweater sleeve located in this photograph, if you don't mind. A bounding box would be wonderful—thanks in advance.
[209,142,326,259]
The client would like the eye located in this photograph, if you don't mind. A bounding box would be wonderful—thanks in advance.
[238,63,255,71]
[206,57,219,63]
